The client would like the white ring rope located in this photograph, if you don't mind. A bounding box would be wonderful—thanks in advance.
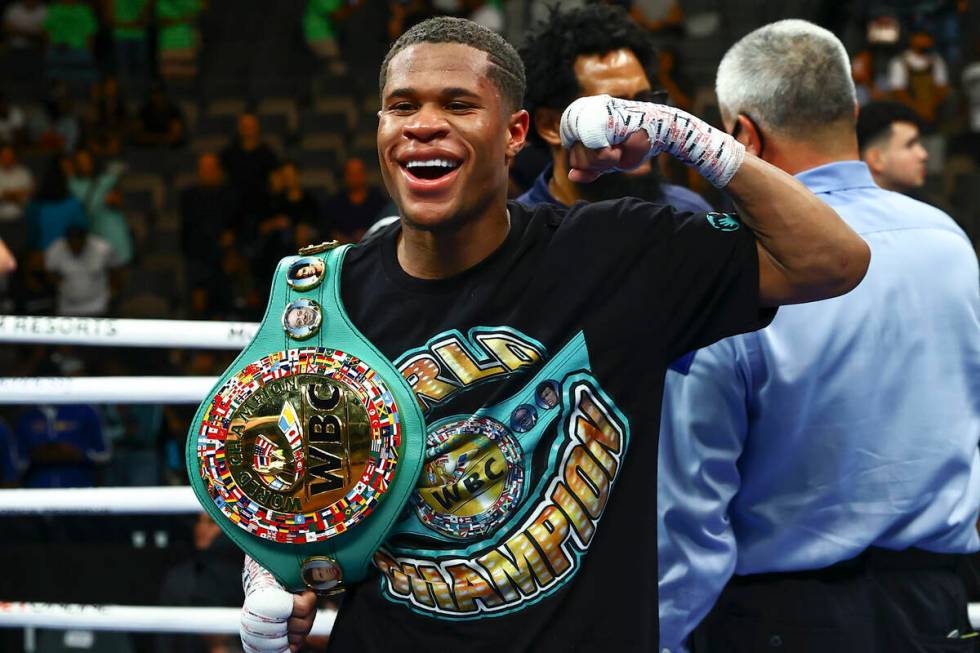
[0,315,257,349]
[0,486,200,514]
[0,376,216,404]
[971,603,980,630]
[0,602,335,635]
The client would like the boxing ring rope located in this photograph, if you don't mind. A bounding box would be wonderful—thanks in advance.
[0,315,257,349]
[0,602,335,635]
[0,376,216,404]
[0,486,199,514]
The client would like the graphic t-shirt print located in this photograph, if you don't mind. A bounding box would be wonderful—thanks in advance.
[374,328,630,619]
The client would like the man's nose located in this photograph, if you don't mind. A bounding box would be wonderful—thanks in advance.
[403,105,449,141]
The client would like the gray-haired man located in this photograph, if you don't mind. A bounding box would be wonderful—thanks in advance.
[658,19,980,653]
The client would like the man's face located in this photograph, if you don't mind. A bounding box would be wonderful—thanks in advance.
[197,154,223,185]
[378,43,526,231]
[344,158,367,191]
[287,307,317,329]
[67,233,86,256]
[74,150,94,178]
[0,147,14,168]
[239,114,260,141]
[872,121,928,191]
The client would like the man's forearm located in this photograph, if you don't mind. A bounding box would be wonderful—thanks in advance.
[726,155,869,306]
[560,95,870,306]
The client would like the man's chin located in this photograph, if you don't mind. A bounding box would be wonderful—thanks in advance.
[399,203,469,234]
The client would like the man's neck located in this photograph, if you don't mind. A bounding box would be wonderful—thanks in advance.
[397,205,510,280]
[546,148,581,206]
[869,173,906,193]
[765,131,860,177]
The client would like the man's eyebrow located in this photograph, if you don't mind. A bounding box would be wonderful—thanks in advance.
[385,88,415,100]
[441,87,481,98]
[384,87,481,100]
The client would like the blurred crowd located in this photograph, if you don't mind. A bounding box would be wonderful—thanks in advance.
[0,1,977,650]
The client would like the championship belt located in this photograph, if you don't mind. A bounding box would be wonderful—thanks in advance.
[185,242,425,594]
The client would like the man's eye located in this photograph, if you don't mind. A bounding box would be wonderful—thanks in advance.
[388,103,415,113]
[446,102,473,111]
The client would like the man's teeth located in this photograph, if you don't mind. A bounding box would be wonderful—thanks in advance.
[405,159,459,169]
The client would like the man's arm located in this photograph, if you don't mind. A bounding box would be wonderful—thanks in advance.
[725,155,868,306]
[561,95,870,306]
[658,340,748,652]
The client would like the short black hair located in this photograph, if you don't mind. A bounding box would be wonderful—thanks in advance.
[857,101,923,152]
[520,4,658,146]
[379,17,526,112]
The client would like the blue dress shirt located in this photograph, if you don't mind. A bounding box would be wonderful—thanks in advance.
[515,164,713,214]
[657,161,980,652]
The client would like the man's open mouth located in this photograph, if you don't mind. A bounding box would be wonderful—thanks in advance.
[401,158,462,181]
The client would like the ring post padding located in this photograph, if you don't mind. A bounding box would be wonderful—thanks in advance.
[186,245,426,592]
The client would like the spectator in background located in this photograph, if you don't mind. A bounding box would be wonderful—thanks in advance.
[133,82,187,147]
[91,187,133,265]
[388,0,438,40]
[26,156,87,252]
[325,157,386,243]
[90,76,130,155]
[68,147,126,220]
[45,224,123,316]
[15,364,109,489]
[851,50,887,106]
[0,146,34,223]
[101,354,163,486]
[107,0,152,89]
[179,153,239,319]
[32,84,83,152]
[156,0,204,80]
[0,417,19,487]
[960,41,980,166]
[857,101,928,194]
[43,0,100,85]
[254,160,321,286]
[887,31,948,127]
[68,147,133,264]
[304,0,351,75]
[0,93,28,146]
[432,0,504,32]
[517,4,712,213]
[155,513,245,653]
[0,239,16,276]
[621,0,684,35]
[219,113,279,222]
[3,0,47,50]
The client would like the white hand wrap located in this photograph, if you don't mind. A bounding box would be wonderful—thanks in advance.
[240,556,294,653]
[560,94,745,188]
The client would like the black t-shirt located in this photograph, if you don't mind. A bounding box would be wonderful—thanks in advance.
[329,198,771,652]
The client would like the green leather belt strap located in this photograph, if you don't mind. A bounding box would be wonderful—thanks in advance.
[186,242,426,593]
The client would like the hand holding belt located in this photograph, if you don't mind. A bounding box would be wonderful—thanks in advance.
[186,242,426,594]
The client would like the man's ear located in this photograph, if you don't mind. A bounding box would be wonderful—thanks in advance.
[734,114,763,157]
[864,146,884,174]
[533,107,562,147]
[506,109,530,160]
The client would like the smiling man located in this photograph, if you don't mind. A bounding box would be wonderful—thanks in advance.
[237,17,869,653]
